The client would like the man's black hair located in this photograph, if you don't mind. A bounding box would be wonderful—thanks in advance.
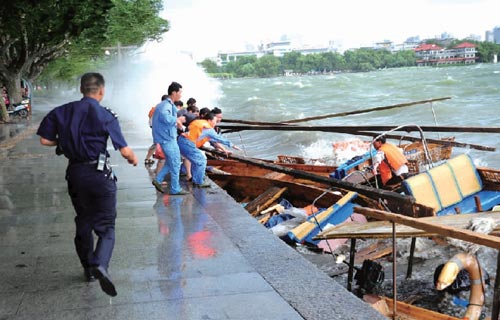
[167,81,182,95]
[80,72,105,94]
[375,135,386,144]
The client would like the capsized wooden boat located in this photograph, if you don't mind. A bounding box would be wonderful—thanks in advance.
[205,149,435,218]
[208,174,384,244]
[210,174,345,211]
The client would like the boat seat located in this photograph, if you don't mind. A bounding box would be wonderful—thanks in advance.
[403,154,500,216]
[446,153,482,197]
[288,191,358,244]
[403,172,442,213]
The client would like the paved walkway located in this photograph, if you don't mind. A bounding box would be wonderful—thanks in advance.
[0,97,385,320]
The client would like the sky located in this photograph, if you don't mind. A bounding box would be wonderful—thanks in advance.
[158,0,500,61]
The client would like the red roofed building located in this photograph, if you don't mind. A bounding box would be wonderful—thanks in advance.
[414,42,477,66]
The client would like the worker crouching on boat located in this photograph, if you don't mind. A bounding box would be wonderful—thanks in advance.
[178,112,241,188]
[372,135,409,188]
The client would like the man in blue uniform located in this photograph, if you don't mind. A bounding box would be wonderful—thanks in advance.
[151,81,189,195]
[37,72,138,297]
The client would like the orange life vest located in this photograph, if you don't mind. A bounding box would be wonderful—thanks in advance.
[379,143,408,184]
[148,106,156,119]
[186,119,213,148]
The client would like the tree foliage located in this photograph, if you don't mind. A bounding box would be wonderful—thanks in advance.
[215,48,416,77]
[0,0,168,113]
[105,0,168,46]
[0,0,113,105]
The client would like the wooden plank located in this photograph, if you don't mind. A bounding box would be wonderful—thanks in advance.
[354,241,393,264]
[354,208,500,250]
[316,211,500,240]
[381,297,460,320]
[244,187,287,217]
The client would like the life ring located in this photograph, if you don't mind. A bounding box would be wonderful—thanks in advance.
[435,252,485,320]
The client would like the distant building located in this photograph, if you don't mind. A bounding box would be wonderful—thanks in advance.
[464,34,481,42]
[494,27,500,44]
[392,40,420,52]
[414,42,477,66]
[216,40,338,66]
[374,40,393,51]
[216,51,261,67]
[486,30,494,43]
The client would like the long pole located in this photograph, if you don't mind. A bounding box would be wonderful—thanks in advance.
[281,97,452,124]
[219,124,500,134]
[223,97,451,125]
[355,131,495,152]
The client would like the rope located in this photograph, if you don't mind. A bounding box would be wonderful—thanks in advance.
[429,102,441,140]
[237,132,248,157]
[306,188,362,271]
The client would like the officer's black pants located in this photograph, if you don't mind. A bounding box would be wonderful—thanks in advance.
[66,164,117,270]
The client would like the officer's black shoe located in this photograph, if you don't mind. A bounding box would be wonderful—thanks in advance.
[84,267,96,282]
[91,266,117,297]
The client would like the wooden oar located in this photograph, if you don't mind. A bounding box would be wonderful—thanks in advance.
[218,124,500,134]
[202,147,415,209]
[355,131,495,152]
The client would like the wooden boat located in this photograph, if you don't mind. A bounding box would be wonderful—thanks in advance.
[270,137,455,182]
[365,295,460,320]
[207,157,336,179]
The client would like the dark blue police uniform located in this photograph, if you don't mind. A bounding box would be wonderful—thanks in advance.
[37,97,128,271]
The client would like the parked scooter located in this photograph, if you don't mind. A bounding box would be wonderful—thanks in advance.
[7,99,30,118]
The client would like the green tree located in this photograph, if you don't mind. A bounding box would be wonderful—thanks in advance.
[200,59,219,74]
[40,0,168,84]
[282,51,302,71]
[106,0,167,46]
[0,0,168,118]
[0,0,113,108]
[475,41,500,63]
[254,55,281,77]
[224,55,258,77]
[239,63,257,77]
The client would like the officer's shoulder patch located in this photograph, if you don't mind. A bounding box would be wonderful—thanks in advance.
[103,106,118,118]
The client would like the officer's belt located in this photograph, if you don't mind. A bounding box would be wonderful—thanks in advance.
[69,160,98,166]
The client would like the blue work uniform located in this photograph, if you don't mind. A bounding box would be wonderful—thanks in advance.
[178,128,233,184]
[152,98,182,194]
[36,97,128,270]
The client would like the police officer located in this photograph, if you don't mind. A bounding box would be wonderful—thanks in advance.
[37,72,138,297]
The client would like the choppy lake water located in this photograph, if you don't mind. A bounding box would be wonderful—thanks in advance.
[217,64,499,169]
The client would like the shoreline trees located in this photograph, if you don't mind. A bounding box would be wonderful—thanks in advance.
[200,40,500,78]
